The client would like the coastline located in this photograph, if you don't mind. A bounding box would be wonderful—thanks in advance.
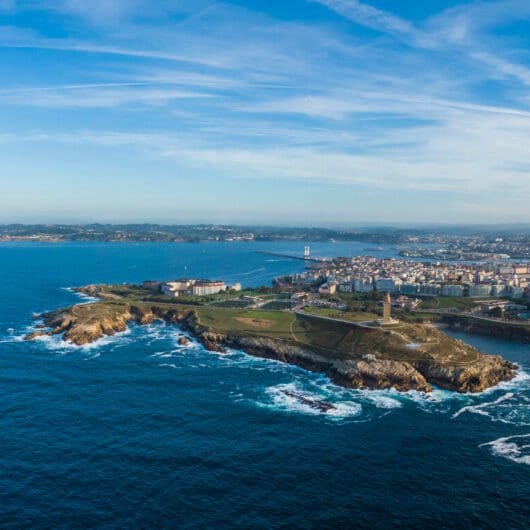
[24,286,518,394]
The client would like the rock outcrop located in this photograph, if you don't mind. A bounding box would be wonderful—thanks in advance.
[222,334,432,392]
[28,303,195,346]
[414,356,517,393]
[443,316,530,343]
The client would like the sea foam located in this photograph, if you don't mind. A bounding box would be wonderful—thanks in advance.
[451,367,530,426]
[480,434,530,465]
[260,382,363,419]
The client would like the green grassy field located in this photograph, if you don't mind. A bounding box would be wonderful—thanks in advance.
[195,306,295,337]
[302,306,379,322]
[190,305,478,364]
[208,299,254,308]
[416,296,483,310]
[260,300,294,310]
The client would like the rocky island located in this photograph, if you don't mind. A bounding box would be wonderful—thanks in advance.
[25,283,517,394]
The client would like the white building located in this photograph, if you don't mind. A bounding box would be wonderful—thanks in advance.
[468,284,492,297]
[192,281,227,296]
[338,282,354,293]
[319,283,337,295]
[418,284,441,296]
[510,286,524,299]
[400,283,419,295]
[375,278,402,293]
[491,284,507,297]
[442,284,465,297]
[354,279,374,292]
[161,279,227,297]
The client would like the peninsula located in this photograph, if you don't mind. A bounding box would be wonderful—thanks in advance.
[25,282,517,394]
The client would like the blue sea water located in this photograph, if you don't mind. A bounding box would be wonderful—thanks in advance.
[0,241,529,529]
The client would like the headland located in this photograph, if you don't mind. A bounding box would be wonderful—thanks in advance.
[25,282,517,394]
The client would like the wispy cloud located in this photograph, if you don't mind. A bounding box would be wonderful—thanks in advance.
[0,82,214,108]
[2,0,530,221]
[312,0,419,41]
[472,52,530,86]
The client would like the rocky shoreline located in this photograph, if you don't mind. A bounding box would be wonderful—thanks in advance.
[441,315,530,343]
[25,293,518,394]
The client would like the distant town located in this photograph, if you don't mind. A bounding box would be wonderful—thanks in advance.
[273,252,530,323]
[0,223,410,244]
[3,224,530,260]
[283,254,530,299]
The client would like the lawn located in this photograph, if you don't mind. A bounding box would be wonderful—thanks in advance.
[195,306,295,339]
[417,296,482,310]
[302,306,379,322]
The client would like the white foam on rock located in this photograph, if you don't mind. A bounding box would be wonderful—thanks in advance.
[474,365,530,397]
[261,382,363,419]
[63,286,99,304]
[451,367,530,426]
[30,327,132,354]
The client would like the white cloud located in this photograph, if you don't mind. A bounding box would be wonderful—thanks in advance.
[312,0,417,39]
[0,82,214,108]
[1,0,530,221]
[472,52,530,86]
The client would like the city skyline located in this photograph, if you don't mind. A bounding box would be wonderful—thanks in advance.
[2,0,530,223]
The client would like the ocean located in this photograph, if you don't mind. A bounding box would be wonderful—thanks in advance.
[0,241,529,528]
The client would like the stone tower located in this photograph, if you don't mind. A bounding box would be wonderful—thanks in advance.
[383,292,392,323]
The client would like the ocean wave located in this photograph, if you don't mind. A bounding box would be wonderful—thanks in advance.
[473,365,530,396]
[251,379,414,421]
[159,363,179,370]
[452,392,530,426]
[365,393,403,409]
[63,286,99,304]
[29,328,132,354]
[480,434,530,465]
[451,367,530,426]
[150,350,173,358]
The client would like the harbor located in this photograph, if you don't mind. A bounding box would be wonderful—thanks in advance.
[256,246,327,263]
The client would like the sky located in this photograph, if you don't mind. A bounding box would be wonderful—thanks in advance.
[1,0,530,225]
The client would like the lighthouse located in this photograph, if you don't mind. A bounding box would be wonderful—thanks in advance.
[304,246,310,260]
[383,292,392,323]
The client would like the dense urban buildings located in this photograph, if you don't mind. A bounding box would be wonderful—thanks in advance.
[280,256,530,300]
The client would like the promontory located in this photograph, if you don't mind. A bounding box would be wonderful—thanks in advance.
[25,283,517,394]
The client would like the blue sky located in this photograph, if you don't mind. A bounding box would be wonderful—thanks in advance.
[1,0,530,225]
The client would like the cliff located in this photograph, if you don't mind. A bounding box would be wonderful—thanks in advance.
[442,315,530,343]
